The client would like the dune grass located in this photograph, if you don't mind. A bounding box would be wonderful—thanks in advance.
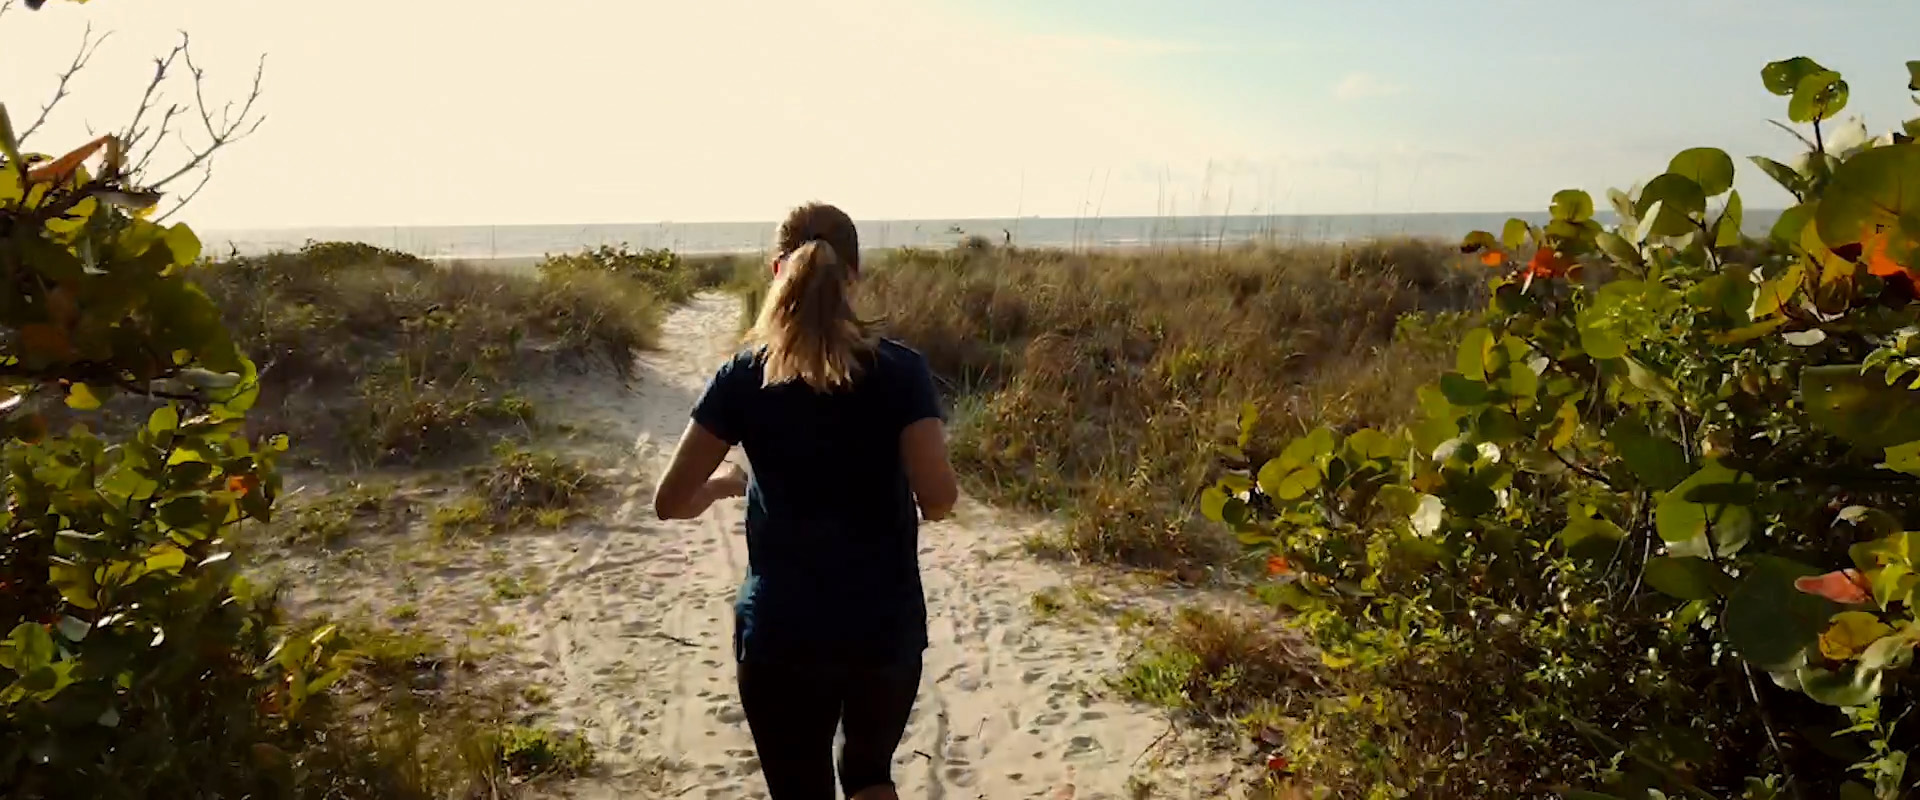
[845,240,1482,571]
[195,241,734,466]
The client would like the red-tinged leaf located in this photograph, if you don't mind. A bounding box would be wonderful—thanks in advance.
[1794,569,1873,605]
[1267,754,1292,773]
[1863,224,1920,295]
[1266,555,1292,576]
[25,135,113,184]
[1480,250,1504,267]
[1527,248,1573,279]
[20,323,74,359]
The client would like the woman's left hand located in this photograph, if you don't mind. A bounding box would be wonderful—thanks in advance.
[707,462,749,500]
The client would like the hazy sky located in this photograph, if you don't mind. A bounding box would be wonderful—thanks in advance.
[3,0,1918,229]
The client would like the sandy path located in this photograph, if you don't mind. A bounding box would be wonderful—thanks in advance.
[279,294,1249,799]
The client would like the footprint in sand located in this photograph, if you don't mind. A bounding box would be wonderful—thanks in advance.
[943,765,978,787]
[1063,736,1103,760]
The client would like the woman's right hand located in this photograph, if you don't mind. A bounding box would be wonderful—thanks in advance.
[901,418,957,521]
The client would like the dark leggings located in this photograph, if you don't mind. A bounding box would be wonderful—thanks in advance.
[736,655,922,799]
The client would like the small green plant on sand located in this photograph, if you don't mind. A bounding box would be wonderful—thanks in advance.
[495,724,594,779]
[476,443,596,515]
[433,445,597,539]
[430,496,494,540]
[488,568,544,602]
[1114,607,1311,730]
[281,481,410,549]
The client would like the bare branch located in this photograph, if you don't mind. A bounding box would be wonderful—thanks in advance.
[130,104,184,176]
[19,24,111,146]
[147,44,266,193]
[5,28,266,226]
[0,1,15,23]
[152,162,212,223]
[120,34,190,174]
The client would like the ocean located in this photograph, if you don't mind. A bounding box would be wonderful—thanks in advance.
[200,210,1784,262]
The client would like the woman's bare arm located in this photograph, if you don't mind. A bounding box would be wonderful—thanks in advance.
[653,421,747,520]
[901,417,958,521]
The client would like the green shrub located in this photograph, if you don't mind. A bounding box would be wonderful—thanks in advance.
[0,106,310,797]
[537,244,741,305]
[0,102,565,798]
[1200,57,1920,797]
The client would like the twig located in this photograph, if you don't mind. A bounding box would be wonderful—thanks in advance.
[1625,527,1653,608]
[18,23,110,146]
[130,103,184,176]
[1550,448,1617,489]
[6,30,264,227]
[1744,663,1808,800]
[149,43,267,191]
[121,35,191,176]
[652,632,698,648]
[153,161,212,223]
[1134,719,1177,766]
[0,1,14,23]
[910,749,934,761]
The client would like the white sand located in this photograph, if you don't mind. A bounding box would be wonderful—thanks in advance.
[275,294,1255,799]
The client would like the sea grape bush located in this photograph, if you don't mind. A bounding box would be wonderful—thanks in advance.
[0,99,339,795]
[1206,58,1920,798]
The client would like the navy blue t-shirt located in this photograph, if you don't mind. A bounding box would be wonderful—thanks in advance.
[691,339,943,665]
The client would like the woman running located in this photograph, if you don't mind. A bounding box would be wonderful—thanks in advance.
[652,202,959,800]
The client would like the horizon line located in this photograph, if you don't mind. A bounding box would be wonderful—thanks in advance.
[200,207,1780,233]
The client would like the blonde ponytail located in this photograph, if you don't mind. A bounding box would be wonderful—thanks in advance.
[749,239,875,391]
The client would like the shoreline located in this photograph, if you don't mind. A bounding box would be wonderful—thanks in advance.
[417,235,1462,272]
[190,213,1592,266]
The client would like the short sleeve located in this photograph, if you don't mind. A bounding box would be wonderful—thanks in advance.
[692,357,746,445]
[894,349,944,429]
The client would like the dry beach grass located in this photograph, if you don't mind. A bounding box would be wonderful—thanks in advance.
[851,239,1483,571]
